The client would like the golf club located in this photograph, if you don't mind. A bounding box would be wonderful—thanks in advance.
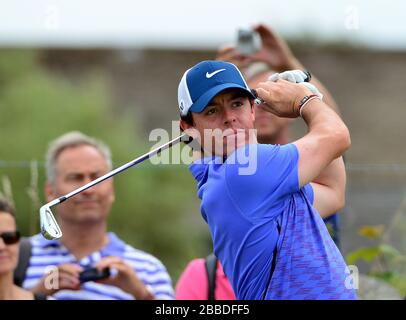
[40,133,189,240]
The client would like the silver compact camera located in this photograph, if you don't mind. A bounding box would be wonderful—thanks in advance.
[236,28,261,55]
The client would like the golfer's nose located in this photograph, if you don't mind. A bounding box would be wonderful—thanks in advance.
[223,109,236,126]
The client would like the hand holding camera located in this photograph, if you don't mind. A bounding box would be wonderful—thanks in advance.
[94,256,155,300]
[217,24,303,74]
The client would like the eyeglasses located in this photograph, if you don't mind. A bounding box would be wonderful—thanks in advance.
[0,231,21,245]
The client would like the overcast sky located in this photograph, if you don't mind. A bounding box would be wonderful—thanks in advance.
[1,0,405,49]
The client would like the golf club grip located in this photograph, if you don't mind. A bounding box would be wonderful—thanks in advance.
[303,70,311,82]
[252,70,312,105]
[61,134,188,200]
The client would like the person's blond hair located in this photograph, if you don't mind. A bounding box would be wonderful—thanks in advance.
[46,131,112,185]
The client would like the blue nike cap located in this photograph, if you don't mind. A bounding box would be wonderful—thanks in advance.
[178,60,255,116]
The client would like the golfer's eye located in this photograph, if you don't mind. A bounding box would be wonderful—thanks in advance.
[232,100,244,108]
[205,107,217,115]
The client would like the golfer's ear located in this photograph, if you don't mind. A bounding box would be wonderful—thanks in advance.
[250,100,256,120]
[179,118,201,144]
[180,118,193,131]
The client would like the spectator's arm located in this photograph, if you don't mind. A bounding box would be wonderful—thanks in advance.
[252,24,341,116]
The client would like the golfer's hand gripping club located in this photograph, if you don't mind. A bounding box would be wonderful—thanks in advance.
[251,70,313,105]
[39,133,189,240]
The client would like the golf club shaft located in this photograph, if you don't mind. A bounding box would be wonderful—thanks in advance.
[54,133,187,205]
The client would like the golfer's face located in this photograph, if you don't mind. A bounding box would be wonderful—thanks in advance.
[47,145,115,225]
[191,89,256,157]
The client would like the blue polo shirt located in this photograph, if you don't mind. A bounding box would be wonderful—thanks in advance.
[190,143,356,300]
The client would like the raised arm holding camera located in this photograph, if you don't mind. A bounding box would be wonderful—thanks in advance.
[218,23,340,115]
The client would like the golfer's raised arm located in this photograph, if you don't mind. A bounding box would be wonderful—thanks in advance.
[256,79,351,216]
[293,99,349,217]
[293,97,350,187]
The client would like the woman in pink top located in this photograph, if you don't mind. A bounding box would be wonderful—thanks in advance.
[175,254,236,300]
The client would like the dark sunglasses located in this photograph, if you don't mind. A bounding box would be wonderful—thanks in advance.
[0,231,21,245]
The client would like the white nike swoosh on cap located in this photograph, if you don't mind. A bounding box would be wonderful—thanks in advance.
[206,69,226,78]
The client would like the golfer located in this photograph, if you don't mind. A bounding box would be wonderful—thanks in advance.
[178,60,357,300]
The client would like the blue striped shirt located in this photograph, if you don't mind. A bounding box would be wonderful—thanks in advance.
[23,233,174,300]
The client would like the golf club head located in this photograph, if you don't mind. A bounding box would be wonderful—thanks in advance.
[40,204,62,240]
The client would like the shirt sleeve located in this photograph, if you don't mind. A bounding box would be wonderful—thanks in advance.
[225,143,301,216]
[302,183,314,205]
